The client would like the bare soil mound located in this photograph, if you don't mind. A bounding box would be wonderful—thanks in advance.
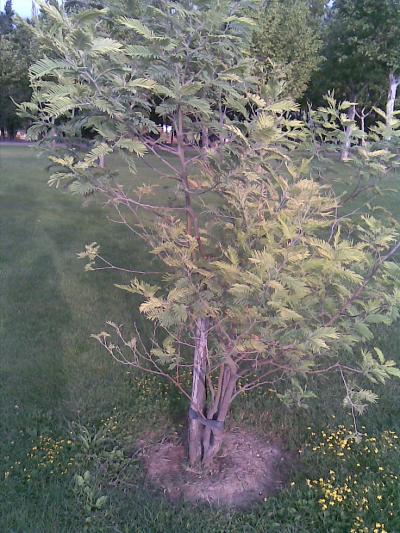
[143,430,286,507]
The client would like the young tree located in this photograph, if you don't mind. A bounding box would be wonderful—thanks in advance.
[21,0,400,468]
[252,0,323,100]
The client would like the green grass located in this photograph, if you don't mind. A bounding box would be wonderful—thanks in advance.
[1,145,400,532]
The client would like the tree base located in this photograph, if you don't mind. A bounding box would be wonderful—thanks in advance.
[143,430,286,507]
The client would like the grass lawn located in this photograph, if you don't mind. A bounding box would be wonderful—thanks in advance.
[1,145,400,532]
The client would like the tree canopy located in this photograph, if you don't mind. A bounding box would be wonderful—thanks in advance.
[252,0,323,100]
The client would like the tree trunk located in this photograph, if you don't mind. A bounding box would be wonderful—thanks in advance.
[360,110,366,147]
[188,354,237,467]
[356,107,371,148]
[386,71,399,136]
[188,318,209,466]
[341,103,356,161]
[201,125,209,150]
[202,366,237,465]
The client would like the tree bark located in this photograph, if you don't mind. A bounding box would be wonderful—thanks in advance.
[360,109,366,147]
[188,352,237,466]
[188,318,209,466]
[341,103,356,161]
[201,366,237,465]
[386,71,399,136]
[356,107,372,148]
[201,125,209,150]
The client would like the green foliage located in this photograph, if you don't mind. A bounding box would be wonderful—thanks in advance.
[307,0,400,108]
[252,0,323,99]
[20,0,258,195]
[0,0,13,33]
[0,6,35,138]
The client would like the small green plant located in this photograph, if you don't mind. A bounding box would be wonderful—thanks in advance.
[74,470,108,530]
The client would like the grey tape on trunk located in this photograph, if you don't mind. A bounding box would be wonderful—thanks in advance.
[188,407,224,431]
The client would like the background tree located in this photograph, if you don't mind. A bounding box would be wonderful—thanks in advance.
[306,0,397,158]
[20,0,400,468]
[313,0,400,130]
[308,0,326,17]
[0,1,34,139]
[0,0,13,33]
[252,0,323,100]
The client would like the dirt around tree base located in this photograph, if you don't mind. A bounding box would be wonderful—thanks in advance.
[143,430,286,507]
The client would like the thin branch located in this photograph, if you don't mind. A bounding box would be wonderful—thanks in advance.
[339,367,361,437]
[325,239,400,327]
[92,254,162,275]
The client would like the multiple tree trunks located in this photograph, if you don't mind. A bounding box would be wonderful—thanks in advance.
[187,318,237,467]
[340,71,399,159]
[356,107,372,147]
